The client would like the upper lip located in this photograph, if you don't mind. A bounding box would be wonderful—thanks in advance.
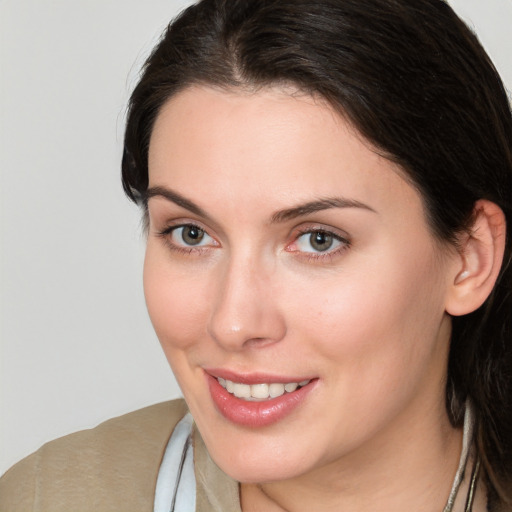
[204,368,315,385]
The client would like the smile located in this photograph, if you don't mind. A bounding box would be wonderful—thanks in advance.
[207,372,316,427]
[217,378,311,401]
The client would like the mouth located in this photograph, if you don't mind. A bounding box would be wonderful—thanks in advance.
[205,370,317,427]
[217,377,311,401]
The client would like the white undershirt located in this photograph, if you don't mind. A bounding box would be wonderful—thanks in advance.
[154,405,475,512]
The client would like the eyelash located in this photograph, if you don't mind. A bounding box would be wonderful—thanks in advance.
[156,223,351,261]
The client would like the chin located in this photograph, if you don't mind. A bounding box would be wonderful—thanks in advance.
[216,455,305,484]
[200,424,317,484]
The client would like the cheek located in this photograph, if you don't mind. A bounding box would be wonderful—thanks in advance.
[286,244,449,385]
[143,244,211,351]
[278,251,451,450]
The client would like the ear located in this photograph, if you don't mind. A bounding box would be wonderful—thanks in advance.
[445,199,506,317]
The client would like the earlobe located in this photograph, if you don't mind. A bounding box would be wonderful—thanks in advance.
[445,200,506,317]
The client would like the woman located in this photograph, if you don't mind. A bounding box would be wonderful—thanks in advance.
[1,0,511,510]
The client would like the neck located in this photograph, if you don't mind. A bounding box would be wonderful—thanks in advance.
[241,400,463,512]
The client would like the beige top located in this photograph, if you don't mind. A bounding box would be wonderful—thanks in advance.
[0,399,240,512]
[0,399,506,511]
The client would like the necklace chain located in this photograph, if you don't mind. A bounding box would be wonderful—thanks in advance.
[255,457,480,512]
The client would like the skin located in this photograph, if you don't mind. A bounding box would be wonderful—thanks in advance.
[144,85,467,511]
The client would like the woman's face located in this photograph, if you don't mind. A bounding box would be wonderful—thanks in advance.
[145,86,458,483]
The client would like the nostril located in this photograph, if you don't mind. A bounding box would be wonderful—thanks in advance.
[244,337,282,349]
[207,310,287,351]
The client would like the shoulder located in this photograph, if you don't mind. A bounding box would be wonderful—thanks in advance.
[0,399,188,512]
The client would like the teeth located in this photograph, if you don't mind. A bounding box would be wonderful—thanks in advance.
[218,378,311,400]
[233,383,251,399]
[251,383,269,399]
[269,383,285,398]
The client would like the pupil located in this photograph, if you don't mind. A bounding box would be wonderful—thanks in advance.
[183,226,204,245]
[310,231,333,252]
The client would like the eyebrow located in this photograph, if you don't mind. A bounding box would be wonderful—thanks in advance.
[143,186,207,217]
[143,186,376,222]
[270,197,376,223]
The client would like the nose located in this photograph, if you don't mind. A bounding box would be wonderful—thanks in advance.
[207,254,287,351]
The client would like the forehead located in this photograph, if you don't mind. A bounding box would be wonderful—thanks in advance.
[149,85,348,168]
[148,85,423,227]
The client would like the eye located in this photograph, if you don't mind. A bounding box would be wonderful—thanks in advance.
[297,231,338,252]
[170,225,211,247]
[290,229,349,256]
[167,224,215,248]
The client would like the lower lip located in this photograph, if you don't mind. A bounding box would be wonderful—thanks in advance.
[206,374,316,427]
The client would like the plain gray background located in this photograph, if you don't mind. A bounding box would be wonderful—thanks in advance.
[1,0,512,475]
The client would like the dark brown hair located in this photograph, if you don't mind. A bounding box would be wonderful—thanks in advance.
[122,0,512,504]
